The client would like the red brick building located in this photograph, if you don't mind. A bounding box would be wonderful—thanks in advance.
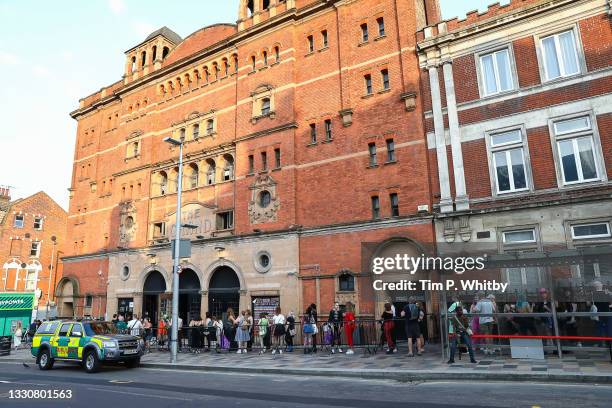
[0,187,67,320]
[417,0,612,312]
[65,0,441,324]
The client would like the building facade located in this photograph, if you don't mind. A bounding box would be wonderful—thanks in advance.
[0,187,67,323]
[417,0,612,315]
[65,0,442,325]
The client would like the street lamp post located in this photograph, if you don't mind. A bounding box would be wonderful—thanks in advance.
[164,135,184,364]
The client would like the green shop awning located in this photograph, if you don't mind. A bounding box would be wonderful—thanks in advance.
[0,292,35,311]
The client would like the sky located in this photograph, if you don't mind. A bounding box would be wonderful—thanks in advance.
[0,0,501,210]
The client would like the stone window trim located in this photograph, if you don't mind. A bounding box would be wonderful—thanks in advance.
[120,264,131,281]
[251,85,276,123]
[474,44,519,99]
[336,269,357,293]
[484,124,534,198]
[497,224,542,253]
[254,250,272,274]
[564,217,612,248]
[171,110,217,142]
[547,110,607,189]
[533,24,587,85]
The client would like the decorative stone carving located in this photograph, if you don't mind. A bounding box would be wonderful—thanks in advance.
[400,92,417,112]
[119,201,137,243]
[248,174,280,224]
[339,108,353,127]
[443,217,456,243]
[459,215,472,243]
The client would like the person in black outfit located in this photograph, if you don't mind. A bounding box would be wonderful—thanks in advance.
[310,304,319,353]
[286,311,296,352]
[328,302,344,354]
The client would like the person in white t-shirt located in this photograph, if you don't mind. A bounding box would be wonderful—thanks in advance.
[271,306,286,354]
[128,314,144,337]
[474,295,497,354]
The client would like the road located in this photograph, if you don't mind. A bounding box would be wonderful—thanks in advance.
[0,361,611,408]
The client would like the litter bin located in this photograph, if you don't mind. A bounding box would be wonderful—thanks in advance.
[0,336,11,356]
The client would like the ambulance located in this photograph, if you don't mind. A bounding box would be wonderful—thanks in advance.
[31,320,144,373]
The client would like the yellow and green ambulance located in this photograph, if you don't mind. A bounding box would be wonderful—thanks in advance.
[31,320,144,373]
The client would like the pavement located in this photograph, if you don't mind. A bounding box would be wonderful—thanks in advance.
[4,345,612,384]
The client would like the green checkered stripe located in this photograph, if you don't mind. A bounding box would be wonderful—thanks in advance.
[0,293,35,310]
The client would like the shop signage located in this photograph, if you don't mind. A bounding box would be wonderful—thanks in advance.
[0,293,35,311]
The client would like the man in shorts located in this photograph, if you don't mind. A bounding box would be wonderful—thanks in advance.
[401,297,423,357]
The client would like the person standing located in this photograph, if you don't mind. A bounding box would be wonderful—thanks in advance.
[310,304,319,353]
[271,306,286,354]
[303,306,316,354]
[401,297,423,357]
[235,310,250,354]
[448,307,477,364]
[382,303,395,355]
[474,294,496,355]
[13,321,23,350]
[258,312,269,354]
[286,311,296,352]
[189,315,204,354]
[344,302,356,355]
[128,314,144,337]
[328,302,344,354]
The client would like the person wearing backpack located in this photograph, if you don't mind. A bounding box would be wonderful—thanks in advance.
[401,297,423,357]
[258,312,269,354]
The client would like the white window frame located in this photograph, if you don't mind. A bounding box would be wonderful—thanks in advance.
[485,126,532,197]
[14,214,24,228]
[502,229,537,244]
[548,111,606,188]
[505,266,543,287]
[34,217,44,230]
[25,268,37,291]
[30,241,41,258]
[570,222,611,240]
[476,47,517,97]
[535,25,585,83]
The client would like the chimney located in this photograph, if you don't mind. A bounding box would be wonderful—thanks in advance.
[424,0,442,25]
[0,187,11,204]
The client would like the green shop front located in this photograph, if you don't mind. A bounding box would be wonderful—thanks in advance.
[0,292,35,336]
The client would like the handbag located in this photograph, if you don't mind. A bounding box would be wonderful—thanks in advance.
[303,324,314,334]
[289,329,296,337]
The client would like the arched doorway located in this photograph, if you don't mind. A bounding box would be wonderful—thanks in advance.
[178,269,201,324]
[143,270,166,326]
[208,266,240,320]
[56,278,77,318]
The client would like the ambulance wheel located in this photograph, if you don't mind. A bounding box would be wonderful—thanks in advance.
[37,349,54,370]
[125,357,140,368]
[83,349,101,373]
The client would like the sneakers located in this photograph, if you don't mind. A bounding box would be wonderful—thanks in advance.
[243,349,247,354]
[237,349,242,354]
[386,350,394,355]
[338,348,343,353]
[393,348,398,353]
[279,349,283,354]
[331,348,335,354]
[470,359,478,364]
[417,351,422,356]
[407,353,414,357]
[346,349,354,355]
[447,359,455,364]
[272,349,277,355]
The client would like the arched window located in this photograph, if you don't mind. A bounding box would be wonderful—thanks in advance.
[263,0,270,9]
[194,69,200,82]
[131,56,136,72]
[152,46,157,61]
[170,167,179,192]
[251,55,256,71]
[261,98,271,116]
[223,154,234,181]
[158,171,168,196]
[176,77,183,90]
[259,191,271,208]
[233,54,239,73]
[162,46,170,59]
[159,84,166,95]
[141,51,147,67]
[206,159,216,185]
[247,0,254,16]
[223,58,229,76]
[339,273,355,292]
[206,119,214,135]
[274,46,280,62]
[185,73,191,88]
[263,51,268,66]
[213,63,219,79]
[188,163,199,189]
[203,66,210,82]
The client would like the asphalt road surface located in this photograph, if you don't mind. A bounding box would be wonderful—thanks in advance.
[1,361,611,408]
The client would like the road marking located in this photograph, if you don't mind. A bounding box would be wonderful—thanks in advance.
[87,387,192,401]
[0,381,11,384]
[109,380,133,384]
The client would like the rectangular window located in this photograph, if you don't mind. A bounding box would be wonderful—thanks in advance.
[14,214,24,228]
[553,116,600,185]
[34,217,43,230]
[489,130,528,194]
[193,124,200,139]
[361,23,369,42]
[180,128,186,141]
[571,222,611,240]
[371,196,380,219]
[248,154,254,174]
[386,139,395,162]
[310,123,317,144]
[307,35,314,53]
[261,151,268,171]
[274,148,281,169]
[30,241,41,257]
[216,211,234,230]
[85,295,93,308]
[322,30,328,48]
[377,17,385,37]
[503,229,536,244]
[390,193,399,217]
[324,119,332,141]
[541,30,580,81]
[25,270,36,290]
[153,222,166,238]
[364,74,372,95]
[206,119,214,135]
[381,69,390,90]
[368,143,377,166]
[480,48,514,96]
